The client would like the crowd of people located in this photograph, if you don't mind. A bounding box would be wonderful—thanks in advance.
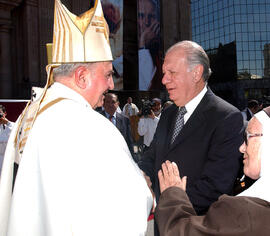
[0,0,269,236]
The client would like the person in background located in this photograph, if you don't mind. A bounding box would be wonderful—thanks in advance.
[0,105,14,175]
[138,40,244,236]
[0,1,153,235]
[156,106,270,236]
[138,100,159,153]
[151,98,162,118]
[101,93,137,162]
[241,99,261,121]
[162,100,173,111]
[122,96,139,117]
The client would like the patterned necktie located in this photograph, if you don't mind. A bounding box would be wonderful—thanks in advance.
[171,106,187,144]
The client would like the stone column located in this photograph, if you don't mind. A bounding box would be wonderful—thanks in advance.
[0,0,22,98]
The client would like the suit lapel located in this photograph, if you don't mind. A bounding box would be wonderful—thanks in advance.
[116,113,123,130]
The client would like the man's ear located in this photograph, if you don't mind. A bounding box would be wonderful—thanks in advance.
[192,64,204,83]
[74,66,90,89]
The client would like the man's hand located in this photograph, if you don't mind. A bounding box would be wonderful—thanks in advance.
[158,160,187,194]
[139,19,160,48]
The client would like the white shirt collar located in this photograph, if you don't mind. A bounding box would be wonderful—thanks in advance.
[184,86,207,123]
[105,111,116,119]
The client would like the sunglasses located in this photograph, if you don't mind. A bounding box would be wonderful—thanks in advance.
[243,131,263,145]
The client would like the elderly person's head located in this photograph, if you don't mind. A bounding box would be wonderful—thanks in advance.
[53,62,114,109]
[238,106,270,201]
[162,41,212,107]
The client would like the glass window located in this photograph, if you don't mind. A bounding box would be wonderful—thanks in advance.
[242,41,248,50]
[241,14,247,22]
[247,15,254,23]
[236,32,242,41]
[242,32,248,41]
[235,14,241,23]
[261,32,267,40]
[237,50,243,61]
[255,51,262,60]
[247,4,254,14]
[249,42,255,50]
[266,4,270,14]
[249,51,256,60]
[235,24,241,32]
[229,15,234,24]
[241,23,248,32]
[254,14,260,23]
[260,23,267,32]
[218,1,223,10]
[248,33,255,41]
[248,23,254,32]
[228,6,234,16]
[234,6,240,14]
[254,33,261,41]
[260,14,266,22]
[213,2,217,11]
[240,4,247,14]
[243,51,249,60]
[254,23,260,32]
[243,60,249,70]
[223,7,229,17]
[237,42,243,51]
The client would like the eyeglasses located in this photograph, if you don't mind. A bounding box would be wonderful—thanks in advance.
[244,131,263,145]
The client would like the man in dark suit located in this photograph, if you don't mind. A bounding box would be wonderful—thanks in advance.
[100,93,137,161]
[138,41,244,223]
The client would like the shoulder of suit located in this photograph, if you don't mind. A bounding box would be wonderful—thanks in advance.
[203,91,240,114]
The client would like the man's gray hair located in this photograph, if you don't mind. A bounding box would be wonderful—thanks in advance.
[166,40,212,82]
[53,63,96,78]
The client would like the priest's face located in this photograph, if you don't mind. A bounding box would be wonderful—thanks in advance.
[84,62,114,108]
[239,117,262,180]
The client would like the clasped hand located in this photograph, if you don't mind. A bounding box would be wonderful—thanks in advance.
[158,160,187,193]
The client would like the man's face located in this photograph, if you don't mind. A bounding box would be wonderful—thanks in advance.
[239,117,262,179]
[84,62,114,108]
[152,101,161,113]
[138,0,156,34]
[162,49,196,107]
[104,94,119,116]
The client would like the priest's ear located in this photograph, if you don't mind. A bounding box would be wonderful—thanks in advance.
[74,66,91,89]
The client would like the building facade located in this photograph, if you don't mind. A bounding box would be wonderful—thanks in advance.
[0,0,191,107]
[191,0,270,108]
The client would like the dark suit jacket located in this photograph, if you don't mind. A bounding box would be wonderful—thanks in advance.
[139,88,244,214]
[100,110,135,159]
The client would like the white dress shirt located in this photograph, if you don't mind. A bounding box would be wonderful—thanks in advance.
[183,86,207,124]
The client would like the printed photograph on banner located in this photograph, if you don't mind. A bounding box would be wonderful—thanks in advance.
[137,0,163,91]
[101,0,123,90]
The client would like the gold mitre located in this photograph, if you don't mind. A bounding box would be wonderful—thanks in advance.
[51,0,113,64]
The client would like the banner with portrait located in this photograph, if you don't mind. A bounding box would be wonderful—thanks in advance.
[137,0,162,91]
[101,0,123,90]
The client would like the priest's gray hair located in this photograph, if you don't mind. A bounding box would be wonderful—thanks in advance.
[53,62,96,78]
[166,40,212,82]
